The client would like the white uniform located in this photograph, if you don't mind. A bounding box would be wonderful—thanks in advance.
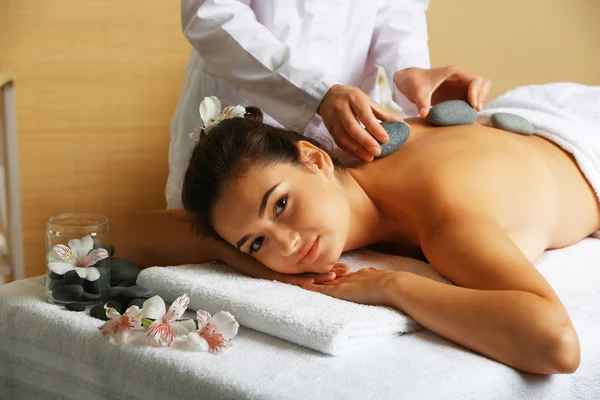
[167,0,431,208]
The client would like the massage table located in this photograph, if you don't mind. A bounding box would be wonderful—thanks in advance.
[1,237,599,399]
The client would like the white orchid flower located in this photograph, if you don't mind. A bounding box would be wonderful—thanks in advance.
[98,305,142,345]
[189,96,246,141]
[142,294,195,346]
[47,235,108,281]
[186,310,239,353]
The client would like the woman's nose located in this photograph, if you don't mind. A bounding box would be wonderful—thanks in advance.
[271,227,300,257]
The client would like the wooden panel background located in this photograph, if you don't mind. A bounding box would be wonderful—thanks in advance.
[0,0,598,278]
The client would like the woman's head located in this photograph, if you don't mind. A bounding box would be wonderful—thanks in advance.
[182,108,351,274]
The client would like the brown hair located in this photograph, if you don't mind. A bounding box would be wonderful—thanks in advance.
[181,107,342,240]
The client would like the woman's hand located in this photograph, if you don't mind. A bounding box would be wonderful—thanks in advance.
[274,263,351,286]
[394,66,492,118]
[300,268,399,306]
[220,241,350,285]
[317,84,403,162]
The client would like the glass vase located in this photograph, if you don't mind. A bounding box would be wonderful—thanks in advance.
[45,213,111,305]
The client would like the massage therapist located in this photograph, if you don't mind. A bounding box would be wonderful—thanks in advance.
[167,0,493,209]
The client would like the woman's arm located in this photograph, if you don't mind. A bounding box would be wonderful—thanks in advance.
[389,216,580,374]
[301,216,580,374]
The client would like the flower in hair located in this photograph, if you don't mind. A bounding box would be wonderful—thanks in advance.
[189,96,246,141]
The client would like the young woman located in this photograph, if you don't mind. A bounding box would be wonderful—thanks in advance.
[180,102,600,376]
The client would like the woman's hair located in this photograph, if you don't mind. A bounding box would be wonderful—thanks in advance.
[181,106,342,239]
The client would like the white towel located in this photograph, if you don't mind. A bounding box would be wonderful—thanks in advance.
[137,249,450,356]
[479,82,600,201]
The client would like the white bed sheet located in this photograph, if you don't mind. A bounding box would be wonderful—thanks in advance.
[1,238,599,400]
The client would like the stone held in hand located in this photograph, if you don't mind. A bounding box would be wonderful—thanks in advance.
[427,100,478,126]
[52,284,84,302]
[377,121,410,158]
[122,285,152,300]
[65,303,86,312]
[490,112,536,135]
[110,258,141,286]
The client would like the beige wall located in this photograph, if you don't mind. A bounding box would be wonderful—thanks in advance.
[1,0,598,277]
[428,0,600,97]
[1,1,191,277]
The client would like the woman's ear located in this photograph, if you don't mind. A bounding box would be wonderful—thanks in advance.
[295,140,335,179]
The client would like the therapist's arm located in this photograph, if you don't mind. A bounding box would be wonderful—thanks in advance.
[370,1,492,117]
[181,0,337,133]
[369,0,431,117]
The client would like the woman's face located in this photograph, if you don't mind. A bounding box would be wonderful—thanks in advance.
[212,143,350,274]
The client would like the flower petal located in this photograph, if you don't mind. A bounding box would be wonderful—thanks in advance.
[109,329,129,345]
[83,248,108,268]
[187,331,210,351]
[172,319,196,336]
[222,105,246,119]
[199,96,221,127]
[141,295,166,319]
[74,267,88,279]
[98,319,118,336]
[68,235,94,263]
[48,261,75,275]
[196,310,212,330]
[164,294,189,322]
[104,305,122,320]
[199,324,232,354]
[125,305,143,328]
[147,319,177,346]
[84,267,100,281]
[208,311,239,340]
[51,245,76,264]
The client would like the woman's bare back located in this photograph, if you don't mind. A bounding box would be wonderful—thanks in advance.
[353,118,600,262]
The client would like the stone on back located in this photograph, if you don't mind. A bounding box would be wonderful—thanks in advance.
[376,121,410,158]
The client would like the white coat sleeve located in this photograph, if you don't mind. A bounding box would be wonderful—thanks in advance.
[181,0,339,132]
[369,0,431,114]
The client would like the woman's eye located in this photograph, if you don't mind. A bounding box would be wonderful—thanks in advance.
[250,237,264,254]
[275,196,287,216]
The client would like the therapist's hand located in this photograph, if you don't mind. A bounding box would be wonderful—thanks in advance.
[394,66,492,118]
[317,84,403,162]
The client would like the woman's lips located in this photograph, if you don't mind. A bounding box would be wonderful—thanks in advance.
[298,237,320,265]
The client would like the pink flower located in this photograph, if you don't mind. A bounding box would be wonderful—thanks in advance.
[47,235,108,281]
[143,294,193,346]
[98,305,142,345]
[187,310,239,353]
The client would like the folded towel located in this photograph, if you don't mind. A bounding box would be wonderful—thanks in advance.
[137,249,450,356]
[479,82,600,201]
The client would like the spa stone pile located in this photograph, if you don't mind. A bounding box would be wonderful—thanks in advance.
[49,244,152,320]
